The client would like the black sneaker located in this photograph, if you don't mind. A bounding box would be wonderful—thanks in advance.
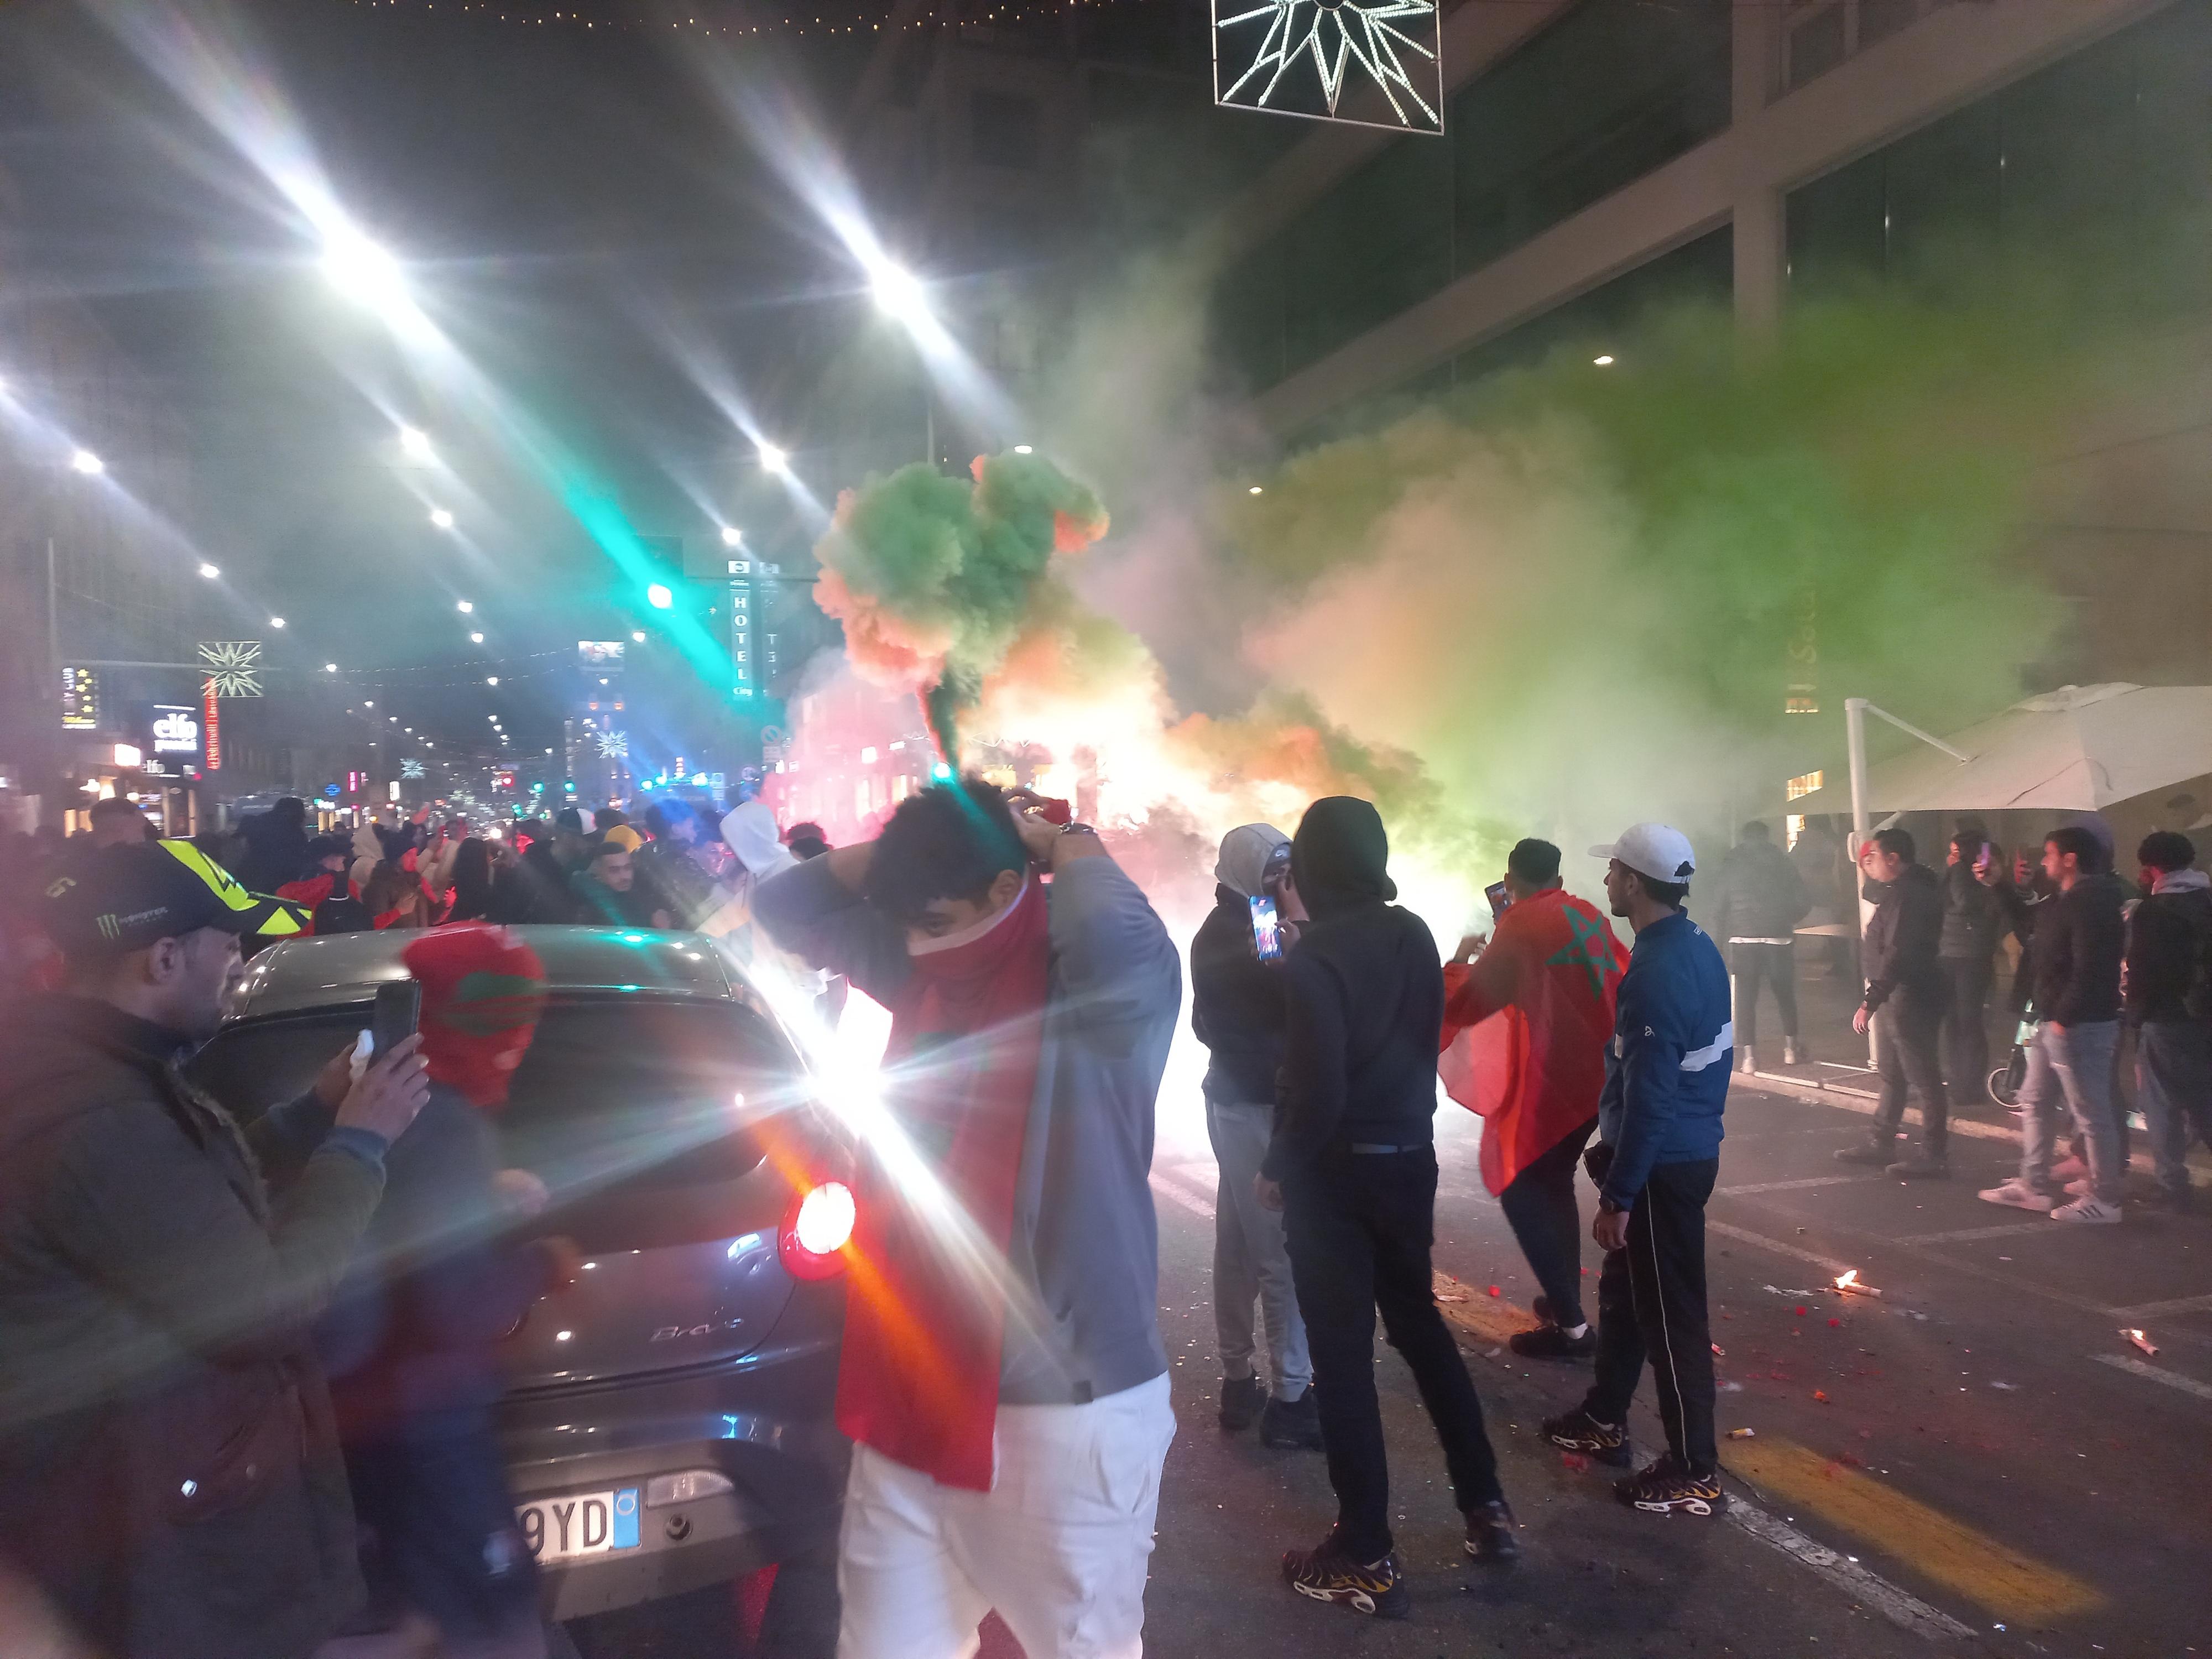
[1281,1533,1409,1619]
[1833,1140,1899,1167]
[1884,1156,1950,1180]
[1218,1376,1264,1433]
[1510,1322,1597,1360]
[1259,1389,1324,1450]
[1542,1408,1631,1468]
[1463,1499,1521,1564]
[1615,1454,1727,1516]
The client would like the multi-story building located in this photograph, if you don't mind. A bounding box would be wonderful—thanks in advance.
[1207,0,2212,691]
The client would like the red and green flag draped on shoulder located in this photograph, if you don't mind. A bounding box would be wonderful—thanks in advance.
[1438,886,1627,1197]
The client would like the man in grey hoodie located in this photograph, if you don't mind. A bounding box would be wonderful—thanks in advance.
[754,778,1181,1659]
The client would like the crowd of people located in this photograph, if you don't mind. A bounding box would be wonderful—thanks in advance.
[2,774,2206,1659]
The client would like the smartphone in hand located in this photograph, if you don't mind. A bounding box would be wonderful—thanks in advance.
[1250,894,1284,962]
[371,978,422,1058]
[1484,880,1512,920]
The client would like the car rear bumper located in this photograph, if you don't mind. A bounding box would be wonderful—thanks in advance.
[499,1290,847,1620]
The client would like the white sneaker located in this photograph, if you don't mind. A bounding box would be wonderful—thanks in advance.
[2050,1196,2122,1225]
[1739,1051,1759,1076]
[1979,1179,2056,1212]
[1783,1038,1803,1066]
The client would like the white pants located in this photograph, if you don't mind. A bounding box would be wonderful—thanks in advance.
[836,1373,1176,1659]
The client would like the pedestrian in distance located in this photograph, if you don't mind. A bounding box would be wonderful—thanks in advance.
[1938,831,2020,1104]
[1980,825,2129,1223]
[1190,823,1320,1449]
[1707,821,1809,1072]
[1261,796,1518,1620]
[2124,831,2212,1213]
[1837,827,1952,1178]
[236,795,313,894]
[0,839,432,1659]
[1543,823,1732,1517]
[753,778,1181,1659]
[1439,836,1627,1361]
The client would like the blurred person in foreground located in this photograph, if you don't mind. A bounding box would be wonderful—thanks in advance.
[1260,797,1517,1619]
[1837,828,1951,1179]
[754,777,1180,1659]
[2126,831,2212,1212]
[1190,824,1318,1449]
[318,926,570,1658]
[1542,825,1731,1517]
[1980,826,2128,1223]
[0,839,431,1659]
[1705,821,1808,1072]
[1439,837,1626,1362]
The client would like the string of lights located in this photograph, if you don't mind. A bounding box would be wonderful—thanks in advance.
[331,0,1130,38]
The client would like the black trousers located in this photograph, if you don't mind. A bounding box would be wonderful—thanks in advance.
[1940,956,1995,1100]
[1873,985,1950,1157]
[1283,1147,1503,1559]
[1730,941,1798,1044]
[1496,1117,1598,1329]
[1582,1155,1720,1477]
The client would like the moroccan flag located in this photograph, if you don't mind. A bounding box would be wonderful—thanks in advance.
[1439,886,1627,1196]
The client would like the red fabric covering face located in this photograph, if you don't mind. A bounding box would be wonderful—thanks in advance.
[400,924,549,1109]
[1438,886,1626,1196]
[837,878,1051,1491]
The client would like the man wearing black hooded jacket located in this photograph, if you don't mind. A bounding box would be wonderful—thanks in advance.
[1257,797,1516,1619]
[1838,827,1952,1177]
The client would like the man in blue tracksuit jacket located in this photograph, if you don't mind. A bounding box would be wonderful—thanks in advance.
[1544,823,1733,1516]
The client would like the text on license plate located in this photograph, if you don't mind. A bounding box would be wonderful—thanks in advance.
[518,1488,640,1563]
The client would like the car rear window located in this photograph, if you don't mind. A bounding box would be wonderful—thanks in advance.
[192,994,805,1204]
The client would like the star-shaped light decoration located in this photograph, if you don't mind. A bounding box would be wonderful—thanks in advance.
[1214,0,1441,133]
[196,640,264,698]
[596,729,629,759]
[401,759,426,780]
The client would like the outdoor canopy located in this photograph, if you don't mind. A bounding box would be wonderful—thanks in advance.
[1790,684,2212,816]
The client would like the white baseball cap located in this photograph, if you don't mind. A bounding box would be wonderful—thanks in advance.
[1589,823,1697,886]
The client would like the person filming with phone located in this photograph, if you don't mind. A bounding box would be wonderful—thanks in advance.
[1191,825,1321,1451]
[0,839,433,1659]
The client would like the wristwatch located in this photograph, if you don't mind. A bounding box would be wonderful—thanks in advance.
[1058,821,1099,838]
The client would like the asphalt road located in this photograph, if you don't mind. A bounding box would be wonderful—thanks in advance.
[572,1071,2211,1659]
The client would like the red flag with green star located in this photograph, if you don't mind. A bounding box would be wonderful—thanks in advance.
[1439,885,1627,1196]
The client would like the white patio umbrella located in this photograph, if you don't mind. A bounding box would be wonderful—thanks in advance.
[1791,684,2212,817]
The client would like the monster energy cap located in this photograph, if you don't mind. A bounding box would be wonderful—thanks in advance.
[41,839,307,956]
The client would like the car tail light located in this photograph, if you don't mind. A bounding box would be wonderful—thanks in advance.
[779,1180,855,1280]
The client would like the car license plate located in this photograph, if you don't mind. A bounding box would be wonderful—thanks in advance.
[517,1487,640,1564]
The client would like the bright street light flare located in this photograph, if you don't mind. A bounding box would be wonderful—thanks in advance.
[268,617,286,629]
[1593,353,1616,367]
[456,599,473,613]
[325,663,337,673]
[758,443,789,477]
[486,676,499,686]
[69,448,105,476]
[197,562,220,579]
[630,629,646,643]
[646,583,674,609]
[1014,445,1033,455]
[469,631,484,644]
[720,525,743,547]
[399,425,435,461]
[321,225,408,314]
[870,260,929,328]
[430,507,455,530]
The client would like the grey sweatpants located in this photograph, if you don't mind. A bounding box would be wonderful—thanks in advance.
[1207,1098,1311,1399]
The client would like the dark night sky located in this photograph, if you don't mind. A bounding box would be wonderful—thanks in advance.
[0,0,898,753]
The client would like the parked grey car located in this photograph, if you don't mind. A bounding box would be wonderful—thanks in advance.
[189,925,852,1623]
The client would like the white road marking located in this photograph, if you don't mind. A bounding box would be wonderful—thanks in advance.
[1149,1172,1215,1220]
[1726,1501,1975,1642]
[1900,1223,2054,1244]
[2091,1353,2212,1400]
[1719,1176,1860,1195]
[1707,1219,1854,1274]
[2111,1291,2212,1321]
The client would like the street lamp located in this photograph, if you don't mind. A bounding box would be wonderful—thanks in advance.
[720,525,743,548]
[486,676,499,686]
[325,663,338,673]
[399,425,435,461]
[68,448,104,476]
[469,631,484,644]
[870,260,929,328]
[758,444,789,477]
[456,599,473,613]
[646,583,674,609]
[430,507,455,530]
[197,562,220,579]
[630,630,645,643]
[269,617,286,629]
[321,226,408,314]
